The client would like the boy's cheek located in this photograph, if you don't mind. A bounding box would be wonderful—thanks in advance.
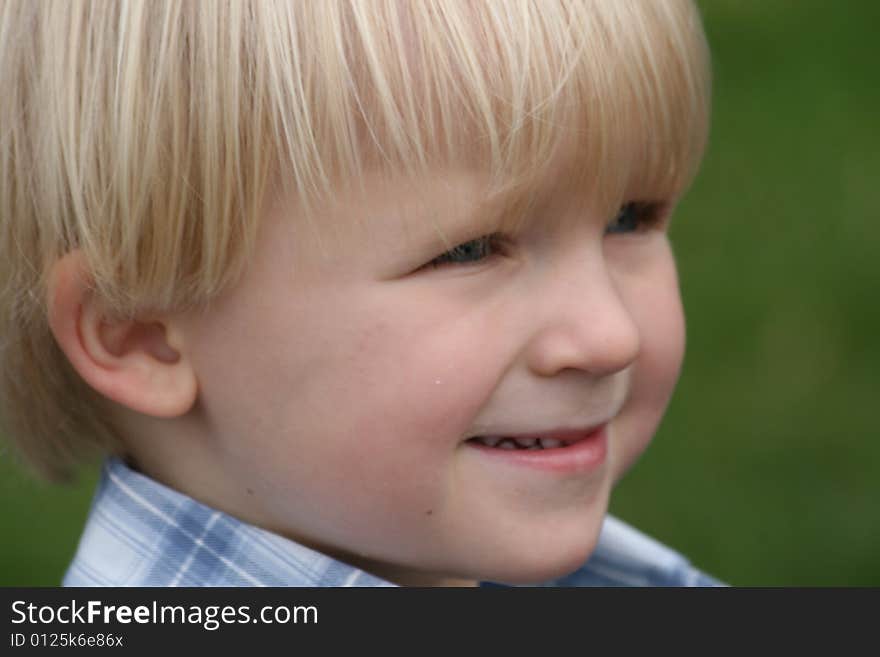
[611,273,686,480]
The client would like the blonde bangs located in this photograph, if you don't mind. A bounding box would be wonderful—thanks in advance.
[268,0,711,214]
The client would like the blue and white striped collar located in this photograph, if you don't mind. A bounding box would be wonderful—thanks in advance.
[63,458,722,587]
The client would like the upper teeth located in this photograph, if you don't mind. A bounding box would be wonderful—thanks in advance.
[474,436,564,450]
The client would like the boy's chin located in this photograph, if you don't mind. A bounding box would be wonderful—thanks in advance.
[455,493,611,585]
[479,546,599,586]
[457,528,603,586]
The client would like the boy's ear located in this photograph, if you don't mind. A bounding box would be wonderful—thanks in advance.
[47,250,198,418]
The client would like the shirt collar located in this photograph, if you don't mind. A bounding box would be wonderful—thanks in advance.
[64,458,393,586]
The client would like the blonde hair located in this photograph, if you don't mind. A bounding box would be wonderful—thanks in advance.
[0,0,711,481]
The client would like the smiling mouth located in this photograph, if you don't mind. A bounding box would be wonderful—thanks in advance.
[464,425,609,473]
[466,436,571,450]
[466,430,598,451]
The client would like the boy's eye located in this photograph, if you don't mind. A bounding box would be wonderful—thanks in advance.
[427,234,503,268]
[604,202,662,235]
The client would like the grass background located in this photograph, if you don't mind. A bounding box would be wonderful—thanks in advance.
[2,0,878,585]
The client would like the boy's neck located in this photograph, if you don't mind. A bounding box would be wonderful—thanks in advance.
[118,411,482,588]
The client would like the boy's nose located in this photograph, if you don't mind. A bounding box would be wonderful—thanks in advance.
[523,257,641,379]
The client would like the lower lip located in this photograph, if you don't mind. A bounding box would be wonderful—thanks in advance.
[465,425,608,475]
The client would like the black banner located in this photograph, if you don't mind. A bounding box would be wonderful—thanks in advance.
[1,587,876,651]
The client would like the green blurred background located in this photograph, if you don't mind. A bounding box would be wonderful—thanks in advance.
[1,0,878,586]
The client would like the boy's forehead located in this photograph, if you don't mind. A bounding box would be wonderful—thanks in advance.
[275,157,608,262]
[338,117,652,216]
[293,169,504,244]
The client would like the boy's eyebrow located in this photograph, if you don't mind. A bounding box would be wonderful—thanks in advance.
[462,176,553,230]
[363,170,556,263]
[420,184,538,249]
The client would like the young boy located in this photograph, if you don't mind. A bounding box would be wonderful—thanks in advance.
[0,0,719,586]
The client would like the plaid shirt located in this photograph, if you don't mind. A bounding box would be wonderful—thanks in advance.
[63,458,723,587]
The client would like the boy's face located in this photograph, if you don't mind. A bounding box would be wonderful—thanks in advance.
[176,163,685,585]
